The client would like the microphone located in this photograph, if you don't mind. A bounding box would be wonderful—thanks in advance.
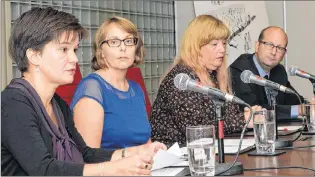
[174,73,247,106]
[288,65,315,82]
[240,70,295,94]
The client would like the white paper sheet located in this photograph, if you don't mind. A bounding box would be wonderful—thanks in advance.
[221,138,255,146]
[170,161,189,167]
[151,143,185,171]
[167,142,182,157]
[152,168,185,176]
[278,125,302,131]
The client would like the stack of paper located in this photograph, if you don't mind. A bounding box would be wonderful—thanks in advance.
[152,168,185,176]
[151,143,186,176]
[277,125,302,131]
[151,139,256,176]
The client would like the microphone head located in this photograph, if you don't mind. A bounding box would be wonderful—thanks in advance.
[288,65,298,76]
[174,73,190,90]
[240,70,253,83]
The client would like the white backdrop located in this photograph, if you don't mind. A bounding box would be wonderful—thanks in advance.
[194,1,270,65]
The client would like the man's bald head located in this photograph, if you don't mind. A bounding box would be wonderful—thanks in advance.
[255,26,288,72]
[258,26,288,47]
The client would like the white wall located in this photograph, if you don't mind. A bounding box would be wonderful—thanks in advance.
[175,1,315,100]
[174,1,196,55]
[285,1,315,100]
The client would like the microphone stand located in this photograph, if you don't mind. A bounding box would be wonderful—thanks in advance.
[213,99,244,176]
[214,100,225,163]
[310,79,315,95]
[268,89,293,148]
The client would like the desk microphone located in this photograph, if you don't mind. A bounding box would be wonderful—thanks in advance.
[174,73,245,175]
[240,70,305,148]
[240,70,295,94]
[288,65,315,82]
[174,73,247,105]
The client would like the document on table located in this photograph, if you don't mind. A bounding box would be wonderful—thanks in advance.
[152,143,185,171]
[180,139,256,155]
[278,125,303,131]
[151,139,256,175]
[152,168,185,176]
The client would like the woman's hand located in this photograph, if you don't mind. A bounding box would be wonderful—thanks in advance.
[244,105,262,128]
[103,154,153,176]
[111,141,167,162]
[139,141,167,156]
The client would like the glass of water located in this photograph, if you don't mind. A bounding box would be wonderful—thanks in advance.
[186,125,215,176]
[305,104,315,133]
[253,109,276,154]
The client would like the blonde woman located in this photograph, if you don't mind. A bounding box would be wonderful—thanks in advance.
[71,17,154,150]
[150,15,261,145]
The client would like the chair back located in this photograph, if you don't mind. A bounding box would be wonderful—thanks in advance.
[126,67,152,118]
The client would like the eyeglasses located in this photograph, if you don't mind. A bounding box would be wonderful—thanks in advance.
[259,40,287,53]
[100,38,138,47]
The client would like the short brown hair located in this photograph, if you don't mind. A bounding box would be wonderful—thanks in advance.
[91,16,144,70]
[9,7,87,72]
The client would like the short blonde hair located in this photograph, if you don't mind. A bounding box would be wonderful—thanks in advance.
[92,16,144,70]
[173,15,232,93]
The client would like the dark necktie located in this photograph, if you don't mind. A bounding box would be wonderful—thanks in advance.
[264,75,269,80]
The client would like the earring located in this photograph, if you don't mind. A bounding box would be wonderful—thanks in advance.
[35,66,39,72]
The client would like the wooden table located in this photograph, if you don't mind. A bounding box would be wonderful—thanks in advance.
[225,138,315,176]
[226,126,315,176]
[177,130,315,176]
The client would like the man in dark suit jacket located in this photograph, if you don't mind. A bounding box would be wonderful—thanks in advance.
[229,26,304,121]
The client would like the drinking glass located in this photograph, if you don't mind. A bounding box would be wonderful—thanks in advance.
[305,104,315,133]
[253,109,276,154]
[186,125,216,176]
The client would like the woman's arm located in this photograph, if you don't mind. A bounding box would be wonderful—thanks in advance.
[59,93,167,164]
[82,154,153,176]
[73,97,104,148]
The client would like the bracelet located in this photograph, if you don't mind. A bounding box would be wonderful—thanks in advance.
[122,148,126,158]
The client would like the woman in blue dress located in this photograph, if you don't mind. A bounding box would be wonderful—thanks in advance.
[71,16,152,151]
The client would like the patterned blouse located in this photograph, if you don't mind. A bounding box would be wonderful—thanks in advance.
[150,63,245,146]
